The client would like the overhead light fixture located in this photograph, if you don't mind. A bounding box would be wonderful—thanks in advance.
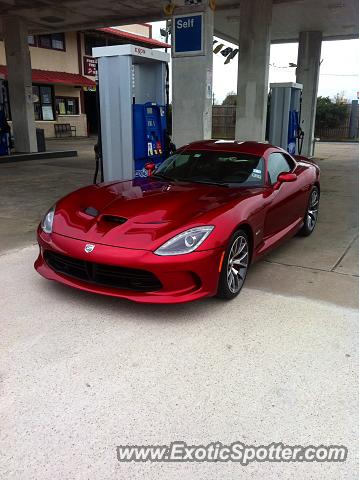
[184,0,203,4]
[327,2,345,10]
[224,49,238,64]
[213,43,224,54]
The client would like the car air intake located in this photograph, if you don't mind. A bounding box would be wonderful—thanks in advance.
[44,251,162,292]
[83,206,99,217]
[101,215,128,224]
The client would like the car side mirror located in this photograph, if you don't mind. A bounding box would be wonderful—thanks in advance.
[274,172,297,190]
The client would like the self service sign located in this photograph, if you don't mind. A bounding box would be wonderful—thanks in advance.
[173,13,204,56]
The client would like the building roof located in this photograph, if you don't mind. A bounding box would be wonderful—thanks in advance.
[0,66,96,87]
[97,27,170,49]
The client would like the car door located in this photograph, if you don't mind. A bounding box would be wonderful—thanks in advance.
[263,151,302,239]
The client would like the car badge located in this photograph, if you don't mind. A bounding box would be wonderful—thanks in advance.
[84,244,95,253]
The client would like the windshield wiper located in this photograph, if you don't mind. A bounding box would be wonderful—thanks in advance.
[188,180,230,188]
[152,175,229,188]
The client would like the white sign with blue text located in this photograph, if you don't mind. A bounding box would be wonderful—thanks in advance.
[173,13,204,57]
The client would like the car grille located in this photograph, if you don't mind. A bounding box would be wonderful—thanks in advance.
[44,251,162,292]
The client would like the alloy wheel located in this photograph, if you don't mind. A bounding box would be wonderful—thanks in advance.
[307,189,319,231]
[227,235,249,294]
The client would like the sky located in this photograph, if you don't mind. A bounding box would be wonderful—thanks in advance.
[151,22,359,104]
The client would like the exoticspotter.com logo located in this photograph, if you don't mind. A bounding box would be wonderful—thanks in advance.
[116,441,348,465]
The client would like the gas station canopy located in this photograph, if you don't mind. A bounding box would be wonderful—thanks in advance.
[0,0,358,43]
[215,0,359,43]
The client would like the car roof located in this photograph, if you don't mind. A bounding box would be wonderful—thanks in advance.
[182,140,278,156]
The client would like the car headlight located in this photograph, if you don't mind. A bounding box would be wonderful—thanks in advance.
[155,226,214,256]
[41,205,56,234]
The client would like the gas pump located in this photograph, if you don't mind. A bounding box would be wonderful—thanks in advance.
[133,102,167,173]
[93,44,170,182]
[268,82,304,155]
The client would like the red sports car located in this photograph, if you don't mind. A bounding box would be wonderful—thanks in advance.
[35,140,320,304]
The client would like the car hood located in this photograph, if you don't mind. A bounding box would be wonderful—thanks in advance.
[52,178,242,250]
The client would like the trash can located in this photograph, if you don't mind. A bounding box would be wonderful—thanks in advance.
[0,110,11,155]
[0,131,10,155]
[36,128,46,152]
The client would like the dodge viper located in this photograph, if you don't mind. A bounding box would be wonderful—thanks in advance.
[35,140,320,304]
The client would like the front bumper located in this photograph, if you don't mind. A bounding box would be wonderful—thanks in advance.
[35,229,223,304]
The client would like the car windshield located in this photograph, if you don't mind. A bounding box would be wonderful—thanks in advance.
[154,150,265,187]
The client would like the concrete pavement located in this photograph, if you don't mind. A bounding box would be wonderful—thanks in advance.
[0,137,94,251]
[1,245,358,479]
[0,140,358,479]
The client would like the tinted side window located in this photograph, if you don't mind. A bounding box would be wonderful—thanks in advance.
[267,153,292,184]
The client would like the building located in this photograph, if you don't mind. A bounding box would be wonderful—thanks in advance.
[0,24,169,138]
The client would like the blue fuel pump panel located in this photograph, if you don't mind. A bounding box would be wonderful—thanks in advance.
[287,110,300,154]
[133,102,167,177]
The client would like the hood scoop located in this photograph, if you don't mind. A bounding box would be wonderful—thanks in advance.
[83,206,99,217]
[82,208,128,226]
[101,215,128,225]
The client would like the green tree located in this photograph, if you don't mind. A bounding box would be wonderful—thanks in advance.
[222,91,237,106]
[315,95,348,129]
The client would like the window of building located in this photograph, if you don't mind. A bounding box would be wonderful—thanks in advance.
[38,35,51,49]
[52,33,65,50]
[37,33,65,51]
[55,97,79,115]
[107,39,120,47]
[84,34,106,56]
[267,152,293,184]
[33,85,55,121]
[28,35,36,46]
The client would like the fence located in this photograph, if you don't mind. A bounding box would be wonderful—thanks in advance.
[212,105,236,139]
[315,125,359,140]
[212,103,359,141]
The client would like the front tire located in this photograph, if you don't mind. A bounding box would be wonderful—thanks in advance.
[298,186,320,236]
[216,230,250,300]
